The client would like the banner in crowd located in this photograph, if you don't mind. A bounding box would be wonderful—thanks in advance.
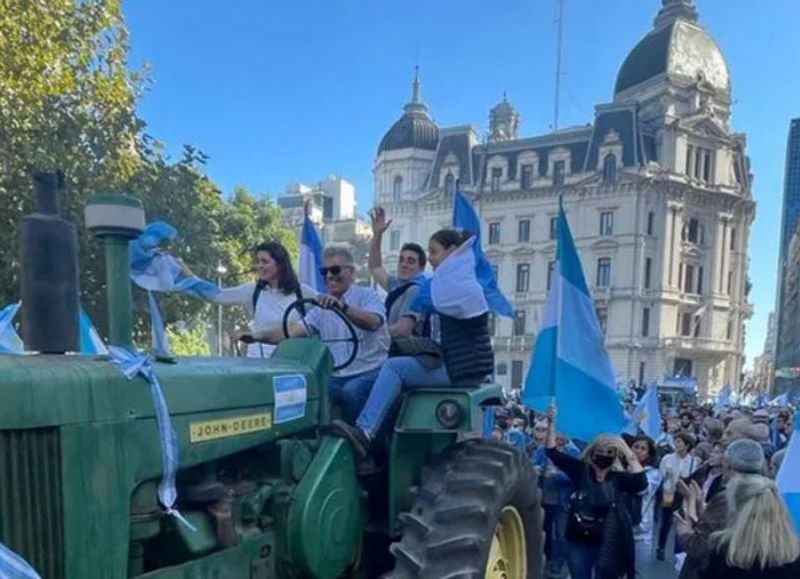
[452,188,513,317]
[523,202,624,441]
[776,414,800,534]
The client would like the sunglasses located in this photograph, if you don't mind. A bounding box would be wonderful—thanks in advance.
[319,265,351,277]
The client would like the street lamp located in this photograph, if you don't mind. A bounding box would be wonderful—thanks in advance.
[216,263,228,355]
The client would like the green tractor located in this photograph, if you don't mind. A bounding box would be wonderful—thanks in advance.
[0,184,542,578]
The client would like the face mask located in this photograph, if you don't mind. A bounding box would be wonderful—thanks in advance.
[593,454,615,469]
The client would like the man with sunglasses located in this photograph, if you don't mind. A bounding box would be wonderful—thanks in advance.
[248,246,390,424]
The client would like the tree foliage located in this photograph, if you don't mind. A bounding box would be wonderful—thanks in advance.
[0,1,294,351]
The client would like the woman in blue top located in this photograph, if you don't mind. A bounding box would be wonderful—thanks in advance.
[330,229,494,456]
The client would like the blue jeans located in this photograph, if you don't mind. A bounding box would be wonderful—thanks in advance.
[329,368,380,424]
[543,505,568,576]
[565,543,601,579]
[355,356,450,437]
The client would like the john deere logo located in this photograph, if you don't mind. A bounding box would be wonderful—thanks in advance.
[190,412,273,443]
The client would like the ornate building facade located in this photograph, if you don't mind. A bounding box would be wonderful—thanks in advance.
[373,0,754,398]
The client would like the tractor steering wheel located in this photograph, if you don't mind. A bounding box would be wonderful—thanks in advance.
[281,297,359,373]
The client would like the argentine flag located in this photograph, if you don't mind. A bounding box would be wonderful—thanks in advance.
[299,213,326,293]
[522,203,625,442]
[625,383,662,440]
[0,541,40,579]
[769,391,789,407]
[79,308,109,355]
[0,303,23,354]
[412,236,488,319]
[452,189,513,317]
[776,418,800,534]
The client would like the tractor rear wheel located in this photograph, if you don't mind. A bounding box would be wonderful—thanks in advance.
[389,440,543,579]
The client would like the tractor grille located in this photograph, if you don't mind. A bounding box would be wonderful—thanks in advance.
[0,428,64,578]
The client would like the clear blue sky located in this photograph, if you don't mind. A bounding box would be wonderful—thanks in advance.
[124,0,800,367]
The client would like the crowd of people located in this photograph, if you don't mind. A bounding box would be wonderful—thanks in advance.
[489,397,798,578]
[187,204,800,578]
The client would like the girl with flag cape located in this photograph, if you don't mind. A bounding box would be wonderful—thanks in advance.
[329,229,494,455]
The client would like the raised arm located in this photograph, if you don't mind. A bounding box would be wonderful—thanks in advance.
[368,207,392,291]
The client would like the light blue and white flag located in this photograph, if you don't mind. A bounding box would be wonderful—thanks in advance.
[0,541,40,579]
[0,302,23,354]
[769,391,789,407]
[299,213,326,293]
[411,236,488,319]
[625,383,662,440]
[522,202,625,442]
[714,383,732,413]
[452,189,513,317]
[129,222,221,357]
[776,416,800,534]
[79,308,109,355]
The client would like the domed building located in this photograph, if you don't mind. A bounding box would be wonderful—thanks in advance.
[373,0,754,399]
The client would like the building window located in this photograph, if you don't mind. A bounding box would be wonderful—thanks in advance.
[596,258,611,288]
[683,264,694,293]
[516,264,530,293]
[488,313,496,337]
[444,172,456,196]
[600,211,614,236]
[730,228,736,251]
[547,260,555,291]
[647,211,655,235]
[496,362,507,376]
[389,230,401,251]
[638,361,646,387]
[513,310,526,336]
[685,145,694,177]
[491,167,502,192]
[488,222,501,245]
[680,312,693,337]
[697,266,704,295]
[553,160,566,186]
[603,153,618,181]
[511,361,524,389]
[682,218,703,244]
[644,257,653,289]
[596,307,608,334]
[518,219,531,243]
[549,216,558,240]
[392,175,403,201]
[686,145,714,183]
[726,319,733,341]
[673,358,693,377]
[641,307,650,337]
[521,164,534,190]
[727,270,733,295]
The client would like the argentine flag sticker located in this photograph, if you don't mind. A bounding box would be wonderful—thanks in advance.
[273,374,308,424]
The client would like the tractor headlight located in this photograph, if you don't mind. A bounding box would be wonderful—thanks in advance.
[435,400,462,429]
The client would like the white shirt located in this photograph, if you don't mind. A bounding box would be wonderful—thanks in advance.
[634,466,663,540]
[305,284,390,377]
[213,282,317,358]
[659,452,699,492]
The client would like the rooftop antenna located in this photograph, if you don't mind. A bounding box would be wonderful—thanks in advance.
[553,0,565,131]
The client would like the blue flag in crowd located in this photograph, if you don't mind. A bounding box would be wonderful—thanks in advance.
[452,189,513,317]
[769,391,789,407]
[79,308,109,355]
[522,202,624,442]
[299,213,326,293]
[0,541,40,579]
[625,383,662,440]
[776,416,800,535]
[714,383,732,413]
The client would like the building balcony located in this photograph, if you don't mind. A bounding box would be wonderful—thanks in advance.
[492,335,536,352]
[662,336,737,355]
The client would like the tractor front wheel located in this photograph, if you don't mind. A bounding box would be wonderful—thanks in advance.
[389,440,543,579]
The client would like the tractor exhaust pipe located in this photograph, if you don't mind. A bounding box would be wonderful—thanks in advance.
[85,194,145,350]
[20,171,80,353]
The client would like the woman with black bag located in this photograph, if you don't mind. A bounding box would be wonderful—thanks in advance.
[545,405,647,578]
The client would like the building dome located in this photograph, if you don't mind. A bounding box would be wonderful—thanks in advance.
[614,0,730,97]
[377,68,439,155]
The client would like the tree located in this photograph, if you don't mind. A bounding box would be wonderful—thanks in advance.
[0,0,142,312]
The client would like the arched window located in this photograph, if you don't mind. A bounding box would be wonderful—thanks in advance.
[444,172,455,196]
[603,153,618,182]
[392,175,403,201]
